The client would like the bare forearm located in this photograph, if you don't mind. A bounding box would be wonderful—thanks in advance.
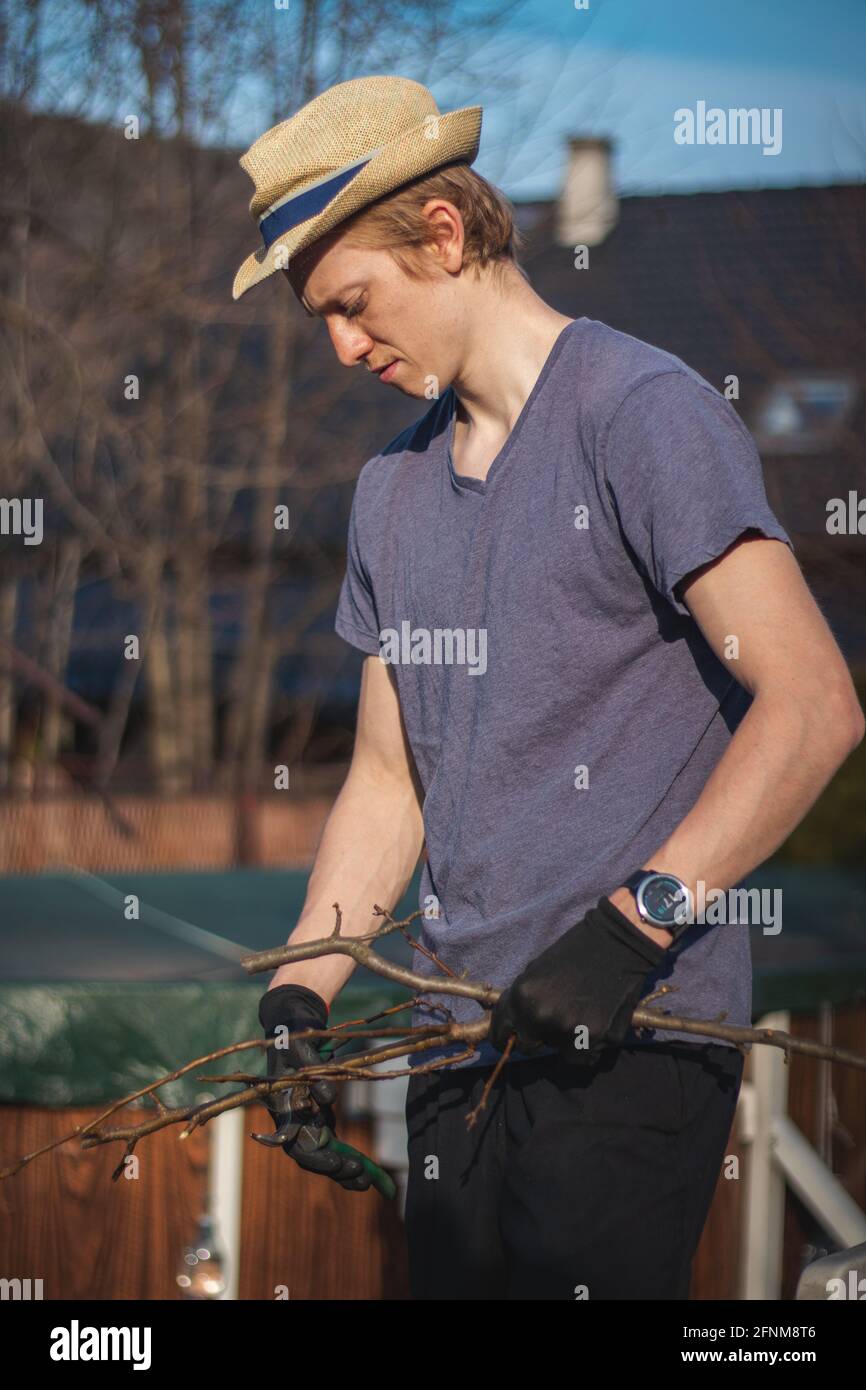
[610,688,864,942]
[268,768,425,1005]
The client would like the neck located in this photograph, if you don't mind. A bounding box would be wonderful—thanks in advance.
[449,267,575,436]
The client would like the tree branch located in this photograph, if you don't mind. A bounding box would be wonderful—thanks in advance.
[3,902,865,1187]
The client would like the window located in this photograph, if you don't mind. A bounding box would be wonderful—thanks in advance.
[752,374,860,455]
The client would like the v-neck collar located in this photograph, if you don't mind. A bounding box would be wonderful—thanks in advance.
[445,317,584,495]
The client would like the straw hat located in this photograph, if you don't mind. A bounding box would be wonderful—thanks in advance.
[232,75,483,300]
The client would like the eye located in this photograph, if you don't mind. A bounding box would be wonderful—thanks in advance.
[344,296,365,320]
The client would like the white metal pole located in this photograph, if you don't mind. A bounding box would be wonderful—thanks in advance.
[209,1106,245,1300]
[739,1009,790,1300]
[774,1115,866,1248]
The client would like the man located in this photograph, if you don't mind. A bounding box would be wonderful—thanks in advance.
[234,76,864,1299]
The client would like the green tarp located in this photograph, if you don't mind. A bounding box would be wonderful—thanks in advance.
[0,867,418,1106]
[1,864,865,1106]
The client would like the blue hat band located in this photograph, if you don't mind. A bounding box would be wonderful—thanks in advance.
[259,157,375,251]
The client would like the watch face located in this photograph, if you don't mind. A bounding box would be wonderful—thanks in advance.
[642,875,689,926]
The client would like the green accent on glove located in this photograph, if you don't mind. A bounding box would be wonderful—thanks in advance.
[326,1138,397,1199]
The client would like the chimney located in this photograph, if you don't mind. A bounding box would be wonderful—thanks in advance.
[555,137,618,248]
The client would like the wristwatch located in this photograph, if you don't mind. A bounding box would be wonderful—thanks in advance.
[622,868,694,946]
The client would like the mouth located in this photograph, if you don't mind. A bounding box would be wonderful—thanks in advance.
[373,360,399,383]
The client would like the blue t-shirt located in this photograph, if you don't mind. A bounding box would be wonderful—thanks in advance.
[335,317,793,1069]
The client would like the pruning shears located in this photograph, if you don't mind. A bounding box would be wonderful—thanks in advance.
[251,1040,396,1199]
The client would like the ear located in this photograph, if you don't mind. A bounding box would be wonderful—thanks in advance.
[419,198,465,273]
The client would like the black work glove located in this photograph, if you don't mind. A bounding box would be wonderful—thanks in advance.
[489,897,667,1063]
[254,984,373,1191]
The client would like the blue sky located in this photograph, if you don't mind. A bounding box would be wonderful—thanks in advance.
[455,0,866,197]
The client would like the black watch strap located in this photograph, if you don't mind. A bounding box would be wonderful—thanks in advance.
[624,868,655,894]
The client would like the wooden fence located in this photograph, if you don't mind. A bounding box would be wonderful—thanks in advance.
[0,793,339,874]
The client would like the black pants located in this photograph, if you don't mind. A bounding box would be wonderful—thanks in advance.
[404,1041,743,1300]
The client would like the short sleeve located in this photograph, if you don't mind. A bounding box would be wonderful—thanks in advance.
[334,474,382,656]
[601,371,794,617]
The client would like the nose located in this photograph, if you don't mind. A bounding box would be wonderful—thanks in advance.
[325,316,374,369]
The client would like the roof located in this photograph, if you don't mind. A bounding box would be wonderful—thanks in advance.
[506,181,866,656]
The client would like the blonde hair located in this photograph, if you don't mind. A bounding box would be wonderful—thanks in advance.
[291,161,525,287]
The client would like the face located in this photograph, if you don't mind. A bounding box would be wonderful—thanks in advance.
[285,202,469,399]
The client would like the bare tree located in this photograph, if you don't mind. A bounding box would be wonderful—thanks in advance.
[0,0,530,795]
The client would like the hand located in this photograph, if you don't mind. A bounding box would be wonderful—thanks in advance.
[488,897,667,1063]
[255,984,377,1192]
